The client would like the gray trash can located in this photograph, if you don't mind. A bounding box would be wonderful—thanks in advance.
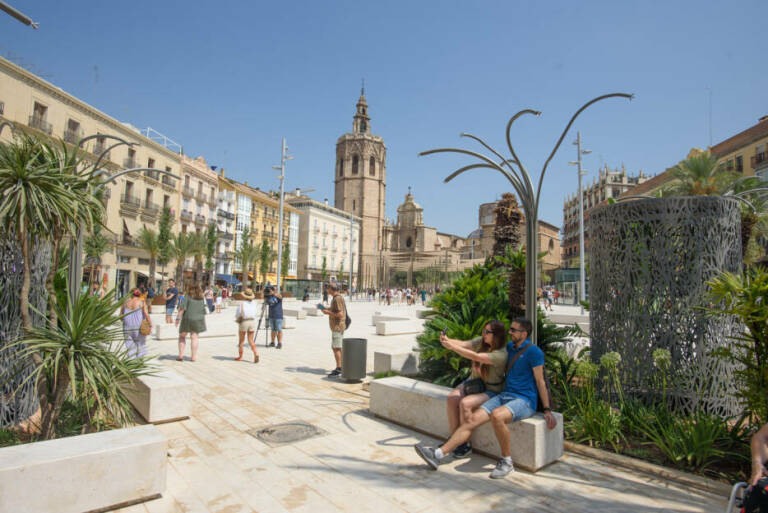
[341,338,367,381]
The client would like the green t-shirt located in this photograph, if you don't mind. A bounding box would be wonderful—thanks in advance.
[470,338,508,393]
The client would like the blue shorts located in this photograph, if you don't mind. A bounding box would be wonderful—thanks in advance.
[269,318,283,332]
[165,306,175,316]
[480,394,535,421]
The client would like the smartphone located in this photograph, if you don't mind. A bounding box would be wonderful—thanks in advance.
[441,329,446,336]
[316,303,326,310]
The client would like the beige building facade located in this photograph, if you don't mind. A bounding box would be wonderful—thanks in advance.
[287,196,361,284]
[711,115,768,179]
[0,56,182,296]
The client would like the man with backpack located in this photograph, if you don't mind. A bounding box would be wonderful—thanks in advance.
[321,282,347,377]
[414,317,557,479]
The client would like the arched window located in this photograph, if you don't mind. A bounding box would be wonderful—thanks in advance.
[338,159,344,176]
[369,157,375,176]
[352,155,359,174]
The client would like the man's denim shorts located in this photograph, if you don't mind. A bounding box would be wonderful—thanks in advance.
[269,318,283,332]
[480,393,535,421]
[165,306,175,316]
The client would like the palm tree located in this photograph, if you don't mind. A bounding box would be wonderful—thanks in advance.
[171,232,193,287]
[492,192,523,259]
[235,239,257,286]
[137,228,160,291]
[157,207,174,290]
[204,224,217,284]
[664,152,738,196]
[84,224,112,286]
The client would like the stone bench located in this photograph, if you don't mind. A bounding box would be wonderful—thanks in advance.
[374,351,420,376]
[369,376,563,472]
[0,424,167,513]
[123,367,191,423]
[283,308,307,319]
[375,319,423,336]
[370,314,410,326]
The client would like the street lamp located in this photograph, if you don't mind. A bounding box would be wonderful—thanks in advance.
[273,138,294,294]
[568,131,591,314]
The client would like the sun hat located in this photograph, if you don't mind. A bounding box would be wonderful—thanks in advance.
[241,288,255,300]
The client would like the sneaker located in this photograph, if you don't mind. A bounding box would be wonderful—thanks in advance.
[451,442,472,459]
[276,343,282,349]
[328,368,342,377]
[414,444,443,470]
[489,459,514,479]
[268,342,276,347]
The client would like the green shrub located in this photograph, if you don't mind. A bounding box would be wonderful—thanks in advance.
[373,370,400,379]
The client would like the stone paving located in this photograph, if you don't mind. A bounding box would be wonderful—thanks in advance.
[115,298,727,513]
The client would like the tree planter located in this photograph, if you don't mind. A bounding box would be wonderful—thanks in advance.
[0,424,167,513]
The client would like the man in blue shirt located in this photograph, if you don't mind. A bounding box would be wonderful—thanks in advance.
[415,317,557,479]
[265,286,284,349]
[164,280,179,324]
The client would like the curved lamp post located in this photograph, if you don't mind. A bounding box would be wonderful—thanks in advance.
[419,93,633,342]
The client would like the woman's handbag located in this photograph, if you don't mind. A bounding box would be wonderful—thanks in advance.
[463,378,486,395]
[139,318,151,336]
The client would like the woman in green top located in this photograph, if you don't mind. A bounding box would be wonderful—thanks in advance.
[441,320,508,458]
[175,284,207,362]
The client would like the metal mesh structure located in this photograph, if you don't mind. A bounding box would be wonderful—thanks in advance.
[0,233,50,428]
[589,197,742,416]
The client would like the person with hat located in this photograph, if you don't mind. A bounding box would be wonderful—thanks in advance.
[234,288,260,363]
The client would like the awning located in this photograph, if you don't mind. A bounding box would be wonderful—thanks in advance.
[216,274,241,285]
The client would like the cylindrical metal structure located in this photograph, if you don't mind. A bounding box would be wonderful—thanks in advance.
[341,337,367,381]
[276,138,286,293]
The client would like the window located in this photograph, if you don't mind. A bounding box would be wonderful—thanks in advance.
[736,155,743,173]
[312,255,317,267]
[726,159,734,172]
[338,159,344,176]
[184,175,190,186]
[119,256,131,264]
[352,155,359,174]
[138,258,150,266]
[145,189,153,206]
[163,195,170,208]
[148,158,155,169]
[369,156,375,176]
[64,119,81,143]
[352,199,356,211]
[33,102,47,120]
[125,181,134,197]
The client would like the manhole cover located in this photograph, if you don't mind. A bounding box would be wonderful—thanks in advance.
[248,421,326,447]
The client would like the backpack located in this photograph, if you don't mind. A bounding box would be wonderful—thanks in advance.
[741,479,768,513]
[345,312,352,330]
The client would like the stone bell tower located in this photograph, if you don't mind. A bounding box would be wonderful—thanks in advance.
[334,87,387,287]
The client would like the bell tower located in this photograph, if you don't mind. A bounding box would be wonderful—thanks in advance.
[334,87,387,287]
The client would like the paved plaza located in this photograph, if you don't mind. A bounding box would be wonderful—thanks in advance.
[115,299,727,513]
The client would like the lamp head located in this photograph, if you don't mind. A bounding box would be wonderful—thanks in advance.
[582,150,592,155]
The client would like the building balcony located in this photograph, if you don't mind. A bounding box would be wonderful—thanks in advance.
[206,195,216,207]
[63,128,84,144]
[180,209,193,221]
[120,237,139,248]
[141,200,159,217]
[182,185,195,197]
[197,191,207,203]
[751,152,768,169]
[92,143,110,160]
[217,230,234,241]
[161,175,176,188]
[123,158,138,169]
[194,214,206,225]
[120,194,141,209]
[217,208,235,220]
[312,243,320,249]
[265,232,276,240]
[28,115,52,134]
[313,226,320,233]
[217,252,232,260]
[143,170,160,183]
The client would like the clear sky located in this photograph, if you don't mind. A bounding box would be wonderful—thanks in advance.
[3,1,767,236]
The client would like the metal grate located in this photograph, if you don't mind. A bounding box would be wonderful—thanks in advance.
[247,421,326,447]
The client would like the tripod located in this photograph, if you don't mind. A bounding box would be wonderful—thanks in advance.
[254,299,271,346]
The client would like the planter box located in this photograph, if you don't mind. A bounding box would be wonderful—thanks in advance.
[370,376,563,472]
[374,351,420,376]
[0,425,167,513]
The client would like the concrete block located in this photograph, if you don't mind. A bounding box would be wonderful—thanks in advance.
[374,351,420,376]
[375,320,423,336]
[123,367,191,423]
[0,425,167,513]
[283,308,307,319]
[370,314,409,326]
[370,376,563,472]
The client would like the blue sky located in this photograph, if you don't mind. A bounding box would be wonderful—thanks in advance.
[3,1,767,236]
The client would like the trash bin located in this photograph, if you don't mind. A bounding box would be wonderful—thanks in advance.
[341,338,367,381]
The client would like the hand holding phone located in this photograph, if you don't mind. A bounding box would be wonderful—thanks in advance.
[316,303,326,310]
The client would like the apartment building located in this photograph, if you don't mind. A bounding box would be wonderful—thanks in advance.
[0,56,182,296]
[711,115,768,179]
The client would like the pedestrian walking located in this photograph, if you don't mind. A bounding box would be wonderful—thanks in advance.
[320,282,347,377]
[234,288,260,363]
[204,286,214,313]
[215,285,223,313]
[175,284,207,362]
[121,288,151,359]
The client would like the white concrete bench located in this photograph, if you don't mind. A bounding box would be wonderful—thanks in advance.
[374,351,420,376]
[375,319,424,335]
[370,376,563,472]
[370,314,410,326]
[123,367,191,423]
[301,306,322,316]
[0,424,167,513]
[283,308,307,319]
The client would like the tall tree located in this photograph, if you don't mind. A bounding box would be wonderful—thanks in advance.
[259,239,275,286]
[236,238,258,288]
[157,206,174,290]
[171,232,193,287]
[205,223,217,285]
[137,228,160,291]
[492,193,524,318]
[321,256,328,284]
[664,152,738,196]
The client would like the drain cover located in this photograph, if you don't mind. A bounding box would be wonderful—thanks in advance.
[248,421,326,447]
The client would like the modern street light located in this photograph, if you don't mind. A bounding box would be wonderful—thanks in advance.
[420,93,632,342]
[0,1,38,28]
[273,138,293,294]
[568,131,591,314]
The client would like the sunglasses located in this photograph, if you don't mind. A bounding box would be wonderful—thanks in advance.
[483,329,493,335]
[508,327,525,333]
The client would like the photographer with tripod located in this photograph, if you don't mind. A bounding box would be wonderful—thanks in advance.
[264,286,284,349]
[234,288,260,363]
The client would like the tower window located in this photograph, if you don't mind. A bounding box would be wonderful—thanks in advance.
[352,199,356,211]
[352,155,359,174]
[338,159,344,176]
[369,157,375,176]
